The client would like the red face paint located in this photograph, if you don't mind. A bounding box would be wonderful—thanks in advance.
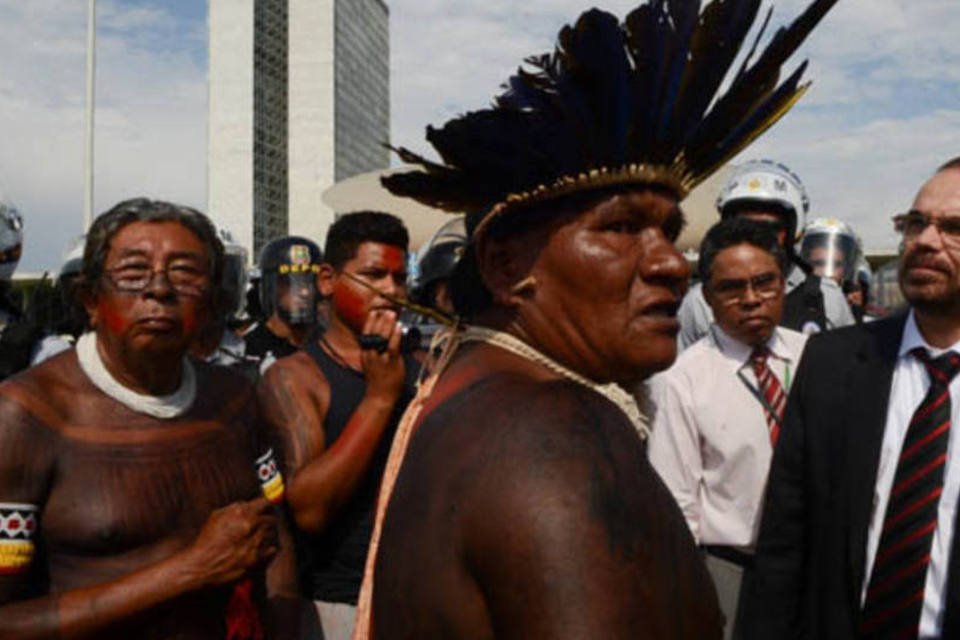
[98,299,133,336]
[331,242,408,334]
[180,307,201,339]
[380,246,406,273]
[332,279,369,333]
[97,295,198,343]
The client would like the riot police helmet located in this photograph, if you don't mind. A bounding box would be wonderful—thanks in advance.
[0,193,24,281]
[258,236,322,325]
[799,217,861,285]
[716,159,810,244]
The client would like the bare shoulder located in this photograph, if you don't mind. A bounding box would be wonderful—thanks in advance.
[193,357,254,393]
[0,357,63,501]
[423,374,641,459]
[0,350,85,427]
[259,350,328,398]
[256,350,330,424]
[409,374,655,544]
[387,373,722,637]
[256,349,330,474]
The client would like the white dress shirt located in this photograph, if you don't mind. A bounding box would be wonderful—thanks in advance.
[862,311,960,638]
[648,324,808,548]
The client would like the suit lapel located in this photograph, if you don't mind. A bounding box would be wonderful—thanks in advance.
[846,314,907,604]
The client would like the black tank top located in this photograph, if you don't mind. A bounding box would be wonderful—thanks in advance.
[300,339,419,603]
[242,323,298,362]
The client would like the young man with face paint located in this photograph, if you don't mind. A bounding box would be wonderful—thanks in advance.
[258,210,418,640]
[0,199,310,638]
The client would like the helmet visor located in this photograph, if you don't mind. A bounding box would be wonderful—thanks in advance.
[276,272,318,325]
[800,232,859,283]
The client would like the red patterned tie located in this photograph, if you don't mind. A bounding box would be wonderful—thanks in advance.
[859,348,960,639]
[751,347,787,446]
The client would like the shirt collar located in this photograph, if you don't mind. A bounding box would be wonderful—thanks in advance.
[899,309,960,359]
[712,324,794,367]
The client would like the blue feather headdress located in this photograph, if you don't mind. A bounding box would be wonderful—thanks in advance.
[384,0,839,237]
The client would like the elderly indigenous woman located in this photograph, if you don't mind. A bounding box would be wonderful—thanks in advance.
[0,199,303,639]
[350,1,841,638]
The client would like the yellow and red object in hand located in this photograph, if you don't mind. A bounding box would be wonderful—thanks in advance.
[255,450,285,505]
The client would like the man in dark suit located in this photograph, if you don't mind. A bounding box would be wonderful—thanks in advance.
[742,157,960,640]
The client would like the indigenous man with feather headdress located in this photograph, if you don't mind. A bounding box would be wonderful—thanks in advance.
[351,1,840,637]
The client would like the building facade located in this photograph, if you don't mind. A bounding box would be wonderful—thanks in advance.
[208,0,390,259]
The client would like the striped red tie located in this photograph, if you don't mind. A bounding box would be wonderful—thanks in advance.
[751,347,787,446]
[859,348,960,639]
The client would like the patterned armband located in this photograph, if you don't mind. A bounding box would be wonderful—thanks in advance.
[255,450,285,505]
[0,503,38,575]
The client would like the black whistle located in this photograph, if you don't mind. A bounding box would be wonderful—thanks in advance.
[358,334,389,353]
[358,325,423,354]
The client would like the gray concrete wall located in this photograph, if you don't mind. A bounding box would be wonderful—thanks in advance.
[208,0,255,254]
[334,0,390,182]
[288,0,337,247]
[210,0,390,256]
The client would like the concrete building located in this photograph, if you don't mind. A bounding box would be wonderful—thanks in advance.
[208,0,390,258]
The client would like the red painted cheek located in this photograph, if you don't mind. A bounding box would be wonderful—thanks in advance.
[98,301,132,336]
[181,309,200,337]
[332,281,368,332]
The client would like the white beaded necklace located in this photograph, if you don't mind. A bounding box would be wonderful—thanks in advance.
[76,332,197,419]
[459,326,650,440]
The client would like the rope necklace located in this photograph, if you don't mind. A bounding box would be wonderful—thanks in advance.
[459,326,650,439]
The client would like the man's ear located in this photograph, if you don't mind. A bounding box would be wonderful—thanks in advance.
[317,264,336,297]
[476,234,538,307]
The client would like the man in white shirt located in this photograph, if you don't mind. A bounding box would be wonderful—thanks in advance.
[677,160,855,348]
[742,157,960,640]
[649,217,808,639]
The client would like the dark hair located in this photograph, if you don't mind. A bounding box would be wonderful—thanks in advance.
[76,198,224,305]
[937,157,960,173]
[698,217,787,283]
[323,211,409,270]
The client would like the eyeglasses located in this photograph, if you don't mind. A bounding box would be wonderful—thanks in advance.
[893,211,960,243]
[709,272,783,306]
[103,264,210,297]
